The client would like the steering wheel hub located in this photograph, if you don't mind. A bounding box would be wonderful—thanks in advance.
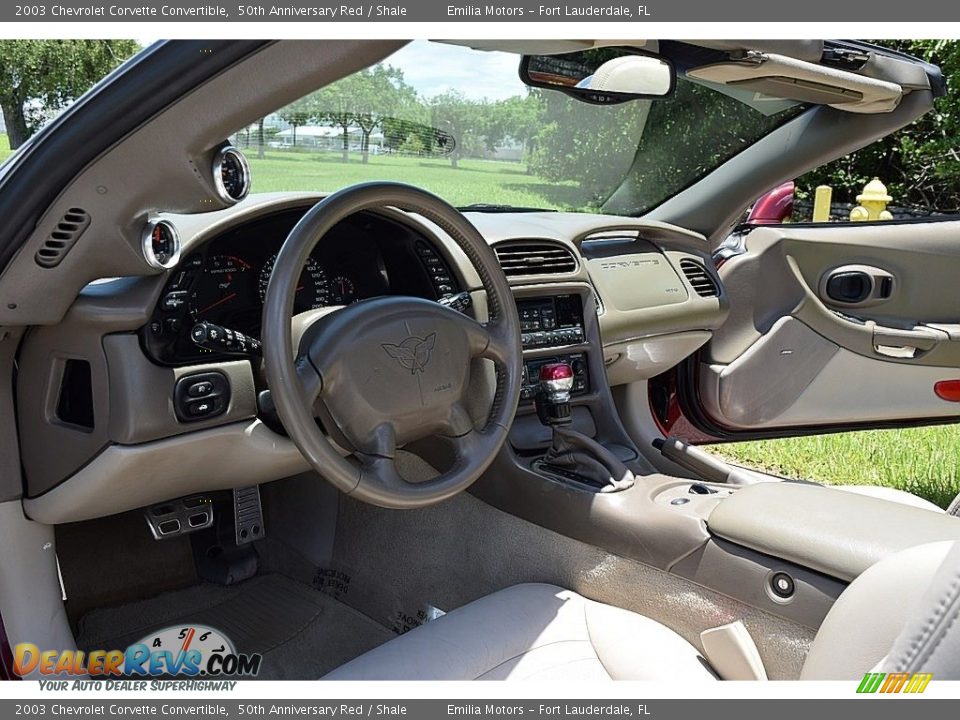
[300,296,491,455]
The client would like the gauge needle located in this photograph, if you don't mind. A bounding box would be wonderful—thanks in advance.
[197,292,237,315]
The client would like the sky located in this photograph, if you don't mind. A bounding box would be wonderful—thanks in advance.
[381,41,529,101]
[134,39,528,102]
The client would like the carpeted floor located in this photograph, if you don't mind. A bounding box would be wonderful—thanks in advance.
[322,491,816,680]
[74,573,392,679]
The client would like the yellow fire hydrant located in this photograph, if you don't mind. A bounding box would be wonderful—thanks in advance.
[850,177,893,222]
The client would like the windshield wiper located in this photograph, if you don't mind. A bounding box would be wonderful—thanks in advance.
[458,203,554,213]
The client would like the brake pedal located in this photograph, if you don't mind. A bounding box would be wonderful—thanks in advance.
[233,486,265,545]
[144,495,214,540]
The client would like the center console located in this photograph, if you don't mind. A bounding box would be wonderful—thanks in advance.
[516,294,590,403]
[501,282,648,498]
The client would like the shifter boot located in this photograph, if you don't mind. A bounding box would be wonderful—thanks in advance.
[543,426,635,492]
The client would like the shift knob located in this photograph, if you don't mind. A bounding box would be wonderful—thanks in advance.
[536,362,574,425]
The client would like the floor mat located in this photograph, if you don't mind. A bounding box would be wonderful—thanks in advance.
[57,509,197,627]
[75,574,392,679]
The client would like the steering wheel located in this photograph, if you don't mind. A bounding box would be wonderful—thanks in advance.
[262,182,522,509]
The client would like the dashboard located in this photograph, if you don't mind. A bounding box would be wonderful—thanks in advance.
[141,207,460,364]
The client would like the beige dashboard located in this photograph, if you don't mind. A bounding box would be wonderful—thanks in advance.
[18,194,728,523]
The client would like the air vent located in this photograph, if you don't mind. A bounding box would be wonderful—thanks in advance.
[679,258,720,298]
[35,208,91,268]
[494,241,578,277]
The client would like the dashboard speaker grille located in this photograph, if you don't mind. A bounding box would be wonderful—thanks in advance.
[679,258,720,298]
[494,241,578,277]
[35,208,91,268]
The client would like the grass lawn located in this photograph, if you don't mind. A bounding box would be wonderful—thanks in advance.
[245,148,583,210]
[707,426,960,509]
[0,138,584,210]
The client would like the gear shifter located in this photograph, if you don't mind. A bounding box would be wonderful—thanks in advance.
[536,362,575,426]
[535,362,635,493]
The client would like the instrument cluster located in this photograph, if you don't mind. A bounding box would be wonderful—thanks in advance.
[141,206,459,365]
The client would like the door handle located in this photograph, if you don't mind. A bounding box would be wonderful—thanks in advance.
[820,265,895,307]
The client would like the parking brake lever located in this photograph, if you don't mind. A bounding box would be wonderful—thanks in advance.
[653,436,756,486]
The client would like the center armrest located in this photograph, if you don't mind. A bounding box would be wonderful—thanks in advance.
[706,481,960,582]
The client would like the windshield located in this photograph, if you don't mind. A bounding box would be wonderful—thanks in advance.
[237,41,806,215]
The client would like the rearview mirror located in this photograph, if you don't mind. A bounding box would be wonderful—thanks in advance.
[520,49,675,104]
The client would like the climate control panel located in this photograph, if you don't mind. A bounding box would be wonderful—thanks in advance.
[517,295,585,349]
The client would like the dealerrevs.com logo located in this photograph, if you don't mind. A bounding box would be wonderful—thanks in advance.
[13,624,261,679]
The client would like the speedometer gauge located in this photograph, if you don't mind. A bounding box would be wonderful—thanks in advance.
[259,254,331,312]
[188,254,251,320]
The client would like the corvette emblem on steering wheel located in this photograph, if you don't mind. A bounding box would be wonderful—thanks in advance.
[382,333,437,374]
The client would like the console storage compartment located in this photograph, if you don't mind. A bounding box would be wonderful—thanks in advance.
[707,481,960,582]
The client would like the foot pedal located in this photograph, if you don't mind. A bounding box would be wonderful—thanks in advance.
[233,486,264,545]
[145,495,214,540]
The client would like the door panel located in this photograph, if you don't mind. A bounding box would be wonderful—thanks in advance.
[699,219,960,431]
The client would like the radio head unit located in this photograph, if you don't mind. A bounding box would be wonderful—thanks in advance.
[517,294,585,349]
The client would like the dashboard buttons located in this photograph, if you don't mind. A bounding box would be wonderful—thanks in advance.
[190,321,262,357]
[517,296,585,349]
[174,371,230,423]
[187,380,214,397]
[416,240,460,298]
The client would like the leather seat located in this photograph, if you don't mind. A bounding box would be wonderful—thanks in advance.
[325,541,960,681]
[325,583,717,681]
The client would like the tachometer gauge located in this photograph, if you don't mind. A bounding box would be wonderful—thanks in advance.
[188,254,251,320]
[259,254,331,312]
[329,275,357,305]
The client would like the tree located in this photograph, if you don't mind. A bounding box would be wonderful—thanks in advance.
[0,40,139,149]
[481,93,544,168]
[309,65,419,163]
[277,96,314,147]
[798,40,960,214]
[256,118,265,159]
[429,91,483,168]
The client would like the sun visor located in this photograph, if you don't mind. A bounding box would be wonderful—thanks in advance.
[684,40,824,63]
[687,52,903,113]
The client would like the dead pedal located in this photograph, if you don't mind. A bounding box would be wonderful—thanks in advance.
[233,486,264,545]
